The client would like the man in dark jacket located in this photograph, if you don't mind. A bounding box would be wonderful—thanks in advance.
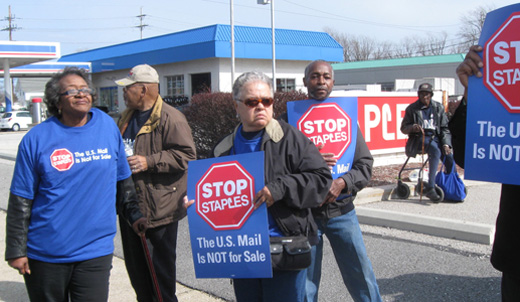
[115,64,197,302]
[299,60,382,302]
[401,83,454,201]
[454,45,520,301]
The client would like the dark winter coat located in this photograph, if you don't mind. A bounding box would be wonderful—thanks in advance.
[449,99,520,276]
[212,119,332,245]
[118,97,197,228]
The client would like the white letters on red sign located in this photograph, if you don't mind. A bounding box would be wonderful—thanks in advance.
[196,162,255,230]
[493,41,520,64]
[303,118,347,134]
[363,103,407,143]
[201,179,248,198]
[484,13,520,112]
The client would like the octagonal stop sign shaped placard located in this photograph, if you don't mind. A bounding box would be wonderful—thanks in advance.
[196,161,255,230]
[297,103,352,158]
[484,12,520,113]
[50,148,74,171]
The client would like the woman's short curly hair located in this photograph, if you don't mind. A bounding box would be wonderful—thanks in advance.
[44,67,97,117]
[232,71,273,101]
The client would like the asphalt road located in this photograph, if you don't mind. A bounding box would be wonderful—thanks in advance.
[173,216,501,302]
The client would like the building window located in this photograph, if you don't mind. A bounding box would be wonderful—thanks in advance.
[166,75,185,96]
[276,78,296,92]
[99,87,118,112]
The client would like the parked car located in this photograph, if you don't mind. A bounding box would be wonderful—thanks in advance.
[0,111,33,131]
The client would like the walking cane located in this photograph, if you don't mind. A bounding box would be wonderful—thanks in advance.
[419,128,425,202]
[140,233,163,302]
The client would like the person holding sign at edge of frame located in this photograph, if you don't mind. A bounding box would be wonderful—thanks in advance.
[453,44,520,301]
[187,71,332,302]
[280,60,381,302]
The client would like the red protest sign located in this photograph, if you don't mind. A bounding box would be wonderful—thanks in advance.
[196,161,255,230]
[484,12,520,113]
[297,103,352,158]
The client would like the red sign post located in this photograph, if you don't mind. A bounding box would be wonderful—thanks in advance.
[196,161,255,230]
[484,12,520,113]
[50,148,74,171]
[297,103,352,158]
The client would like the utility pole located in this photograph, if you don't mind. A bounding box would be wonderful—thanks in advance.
[135,7,148,39]
[2,5,21,41]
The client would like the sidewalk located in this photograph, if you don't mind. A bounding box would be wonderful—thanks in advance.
[355,180,499,245]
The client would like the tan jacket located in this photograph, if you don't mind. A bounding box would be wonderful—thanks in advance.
[118,96,196,228]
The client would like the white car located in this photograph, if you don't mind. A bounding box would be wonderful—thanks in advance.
[0,111,33,131]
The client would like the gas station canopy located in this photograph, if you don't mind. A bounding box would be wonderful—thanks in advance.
[0,41,90,111]
[0,41,60,68]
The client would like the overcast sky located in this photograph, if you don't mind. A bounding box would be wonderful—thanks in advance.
[2,0,519,55]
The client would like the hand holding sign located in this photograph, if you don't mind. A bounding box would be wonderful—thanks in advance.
[456,45,484,92]
[183,195,195,209]
[317,144,338,168]
[322,178,347,206]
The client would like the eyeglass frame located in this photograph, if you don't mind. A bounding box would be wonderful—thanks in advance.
[238,97,274,108]
[59,88,95,97]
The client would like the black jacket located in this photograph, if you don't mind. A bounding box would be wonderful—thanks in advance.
[212,119,332,245]
[449,98,520,276]
[278,112,373,219]
[401,99,452,158]
[312,126,373,219]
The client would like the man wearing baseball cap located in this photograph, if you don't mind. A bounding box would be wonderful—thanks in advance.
[115,64,197,302]
[401,82,455,202]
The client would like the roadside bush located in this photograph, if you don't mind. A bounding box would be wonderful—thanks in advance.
[273,90,307,118]
[184,90,308,158]
[183,92,237,158]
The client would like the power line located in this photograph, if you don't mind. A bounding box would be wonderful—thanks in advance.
[280,0,460,30]
[2,5,21,40]
[136,7,148,39]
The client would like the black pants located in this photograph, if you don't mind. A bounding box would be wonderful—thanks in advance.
[502,272,520,302]
[119,219,179,302]
[24,254,112,302]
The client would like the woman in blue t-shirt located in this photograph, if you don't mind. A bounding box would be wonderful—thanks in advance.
[5,67,146,301]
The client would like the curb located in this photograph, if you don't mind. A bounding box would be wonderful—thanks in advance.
[355,182,496,245]
[0,153,16,161]
[355,207,495,245]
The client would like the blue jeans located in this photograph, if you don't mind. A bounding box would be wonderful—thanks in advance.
[306,210,382,302]
[425,139,454,189]
[234,269,307,302]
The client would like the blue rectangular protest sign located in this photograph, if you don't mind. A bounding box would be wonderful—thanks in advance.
[187,152,272,278]
[287,97,358,179]
[465,4,520,185]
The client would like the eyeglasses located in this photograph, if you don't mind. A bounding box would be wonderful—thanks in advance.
[59,88,94,96]
[241,97,274,108]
